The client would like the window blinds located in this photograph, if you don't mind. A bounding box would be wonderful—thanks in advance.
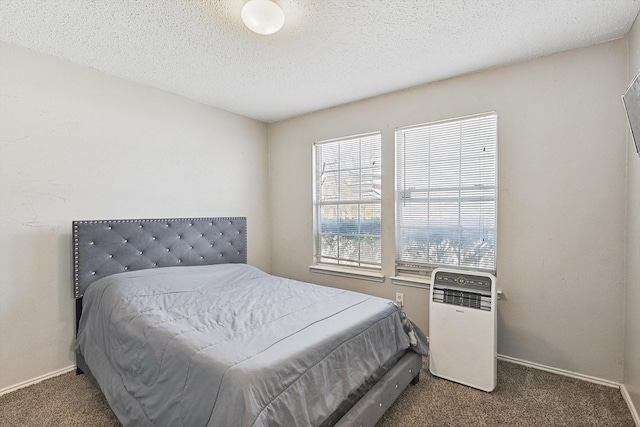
[314,132,382,268]
[395,113,497,273]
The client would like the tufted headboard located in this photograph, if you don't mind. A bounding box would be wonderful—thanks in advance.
[73,217,247,299]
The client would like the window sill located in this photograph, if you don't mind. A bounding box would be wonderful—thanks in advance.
[390,275,431,289]
[308,265,385,283]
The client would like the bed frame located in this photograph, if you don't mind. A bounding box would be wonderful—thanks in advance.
[73,217,421,426]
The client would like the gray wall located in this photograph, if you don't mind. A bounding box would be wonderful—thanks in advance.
[0,42,271,391]
[268,39,629,382]
[624,12,640,420]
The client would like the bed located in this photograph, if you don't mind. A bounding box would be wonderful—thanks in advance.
[73,217,427,427]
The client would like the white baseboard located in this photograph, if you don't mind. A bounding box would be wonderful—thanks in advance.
[497,354,620,388]
[621,384,640,427]
[0,365,76,397]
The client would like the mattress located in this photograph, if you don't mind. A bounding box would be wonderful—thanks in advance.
[76,263,427,426]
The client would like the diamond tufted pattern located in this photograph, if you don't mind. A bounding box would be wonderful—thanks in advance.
[73,217,246,298]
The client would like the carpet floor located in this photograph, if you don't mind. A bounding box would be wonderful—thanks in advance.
[0,359,634,426]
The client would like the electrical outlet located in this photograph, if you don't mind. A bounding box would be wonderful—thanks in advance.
[395,292,404,307]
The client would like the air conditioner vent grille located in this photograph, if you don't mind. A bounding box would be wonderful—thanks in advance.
[432,288,491,311]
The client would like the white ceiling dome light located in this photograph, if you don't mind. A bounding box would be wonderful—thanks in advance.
[241,0,285,35]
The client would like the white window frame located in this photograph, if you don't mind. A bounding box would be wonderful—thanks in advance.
[312,132,383,272]
[395,112,498,278]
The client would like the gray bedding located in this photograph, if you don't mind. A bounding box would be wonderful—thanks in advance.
[76,264,427,427]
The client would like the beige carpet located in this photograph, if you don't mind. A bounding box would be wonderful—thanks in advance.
[0,360,634,426]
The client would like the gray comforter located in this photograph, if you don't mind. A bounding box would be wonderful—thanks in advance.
[76,264,427,426]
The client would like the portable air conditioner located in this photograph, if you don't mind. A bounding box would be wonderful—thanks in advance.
[429,268,497,392]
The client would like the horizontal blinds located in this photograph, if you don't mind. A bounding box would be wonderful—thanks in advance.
[315,132,382,268]
[396,113,497,273]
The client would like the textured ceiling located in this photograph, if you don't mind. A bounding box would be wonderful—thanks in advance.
[1,0,639,123]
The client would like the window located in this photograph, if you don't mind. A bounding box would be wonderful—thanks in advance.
[314,132,382,269]
[395,113,497,275]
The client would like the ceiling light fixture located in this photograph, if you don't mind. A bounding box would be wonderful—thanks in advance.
[241,0,285,35]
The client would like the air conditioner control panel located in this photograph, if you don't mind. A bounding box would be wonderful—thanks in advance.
[432,270,494,310]
[433,270,492,293]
